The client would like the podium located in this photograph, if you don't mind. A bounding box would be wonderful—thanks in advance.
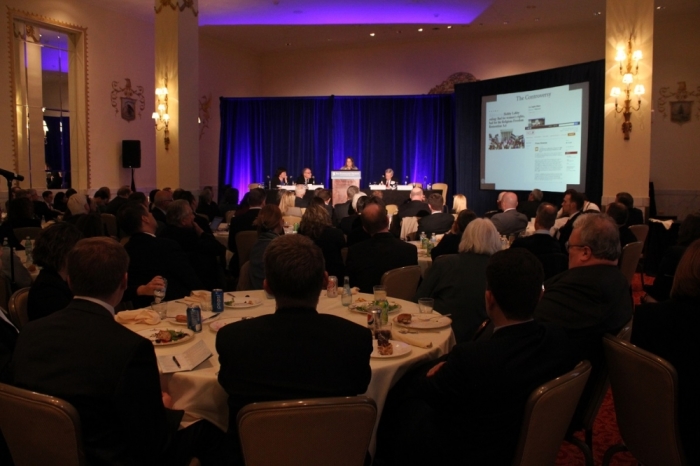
[331,171,361,206]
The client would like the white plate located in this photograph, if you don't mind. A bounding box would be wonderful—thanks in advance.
[166,312,220,326]
[165,317,188,326]
[393,313,452,330]
[209,317,244,332]
[371,340,412,359]
[224,298,262,309]
[137,328,194,346]
[348,302,402,314]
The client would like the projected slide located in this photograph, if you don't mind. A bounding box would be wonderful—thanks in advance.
[480,83,588,192]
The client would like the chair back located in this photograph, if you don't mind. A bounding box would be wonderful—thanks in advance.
[431,183,448,203]
[619,241,644,284]
[628,224,649,245]
[7,287,30,330]
[399,216,419,241]
[0,382,85,466]
[100,213,118,238]
[380,265,422,301]
[237,396,377,466]
[603,335,687,466]
[385,204,399,216]
[0,273,13,313]
[235,230,259,268]
[512,361,592,466]
[237,261,252,291]
[13,227,42,242]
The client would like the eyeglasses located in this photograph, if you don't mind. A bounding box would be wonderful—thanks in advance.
[565,242,588,252]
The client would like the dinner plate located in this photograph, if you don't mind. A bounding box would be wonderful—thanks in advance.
[167,312,220,326]
[209,317,244,332]
[371,340,412,359]
[137,328,194,346]
[348,302,402,314]
[393,313,452,330]
[224,298,262,309]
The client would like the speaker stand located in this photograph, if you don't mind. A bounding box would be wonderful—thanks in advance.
[130,167,136,192]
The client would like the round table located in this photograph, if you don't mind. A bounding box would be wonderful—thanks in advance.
[408,241,433,277]
[121,290,455,454]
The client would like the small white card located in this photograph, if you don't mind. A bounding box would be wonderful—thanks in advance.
[157,340,212,373]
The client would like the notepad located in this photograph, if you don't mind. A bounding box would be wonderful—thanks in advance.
[157,340,212,373]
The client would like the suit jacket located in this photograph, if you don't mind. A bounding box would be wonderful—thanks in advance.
[217,307,372,460]
[490,209,529,236]
[271,177,289,188]
[123,232,204,308]
[517,200,541,220]
[390,200,430,237]
[557,211,582,249]
[12,299,182,465]
[27,268,73,322]
[627,207,644,227]
[334,200,352,223]
[32,200,59,222]
[430,232,460,260]
[248,231,279,290]
[159,225,226,290]
[632,298,700,464]
[151,207,167,224]
[380,321,574,465]
[104,196,129,215]
[303,226,346,279]
[417,212,454,238]
[510,232,562,256]
[228,208,261,272]
[346,232,418,293]
[415,252,490,343]
[294,175,316,185]
[294,197,308,208]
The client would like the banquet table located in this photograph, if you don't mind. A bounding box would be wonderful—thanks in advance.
[408,241,433,277]
[121,290,455,454]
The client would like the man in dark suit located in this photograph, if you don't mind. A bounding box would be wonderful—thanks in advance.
[12,237,226,465]
[615,191,644,226]
[490,192,529,237]
[430,209,477,260]
[556,188,585,249]
[228,187,266,274]
[30,189,60,222]
[510,202,566,279]
[416,193,454,238]
[118,201,203,308]
[517,188,543,220]
[294,167,316,185]
[104,185,132,215]
[217,234,372,463]
[605,201,638,249]
[377,248,575,465]
[151,189,172,224]
[334,185,360,224]
[389,187,430,238]
[346,203,418,292]
[293,184,309,208]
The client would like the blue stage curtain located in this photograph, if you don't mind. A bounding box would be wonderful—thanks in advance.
[218,95,454,199]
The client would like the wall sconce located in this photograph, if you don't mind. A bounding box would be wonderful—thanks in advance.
[152,75,170,150]
[610,35,644,140]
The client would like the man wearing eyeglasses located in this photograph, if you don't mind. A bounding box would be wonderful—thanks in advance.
[535,213,633,364]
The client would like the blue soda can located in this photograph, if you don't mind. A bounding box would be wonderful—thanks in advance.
[212,289,224,313]
[186,305,202,333]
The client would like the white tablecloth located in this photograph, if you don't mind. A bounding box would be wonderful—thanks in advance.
[408,241,433,277]
[122,290,455,454]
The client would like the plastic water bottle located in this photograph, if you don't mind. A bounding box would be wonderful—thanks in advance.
[24,236,33,264]
[427,233,437,253]
[341,276,352,306]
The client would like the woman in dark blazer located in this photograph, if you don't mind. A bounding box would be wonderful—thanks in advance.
[299,203,346,280]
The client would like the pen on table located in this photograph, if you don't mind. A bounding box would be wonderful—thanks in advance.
[172,356,181,368]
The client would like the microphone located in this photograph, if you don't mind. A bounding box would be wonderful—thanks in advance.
[0,168,24,181]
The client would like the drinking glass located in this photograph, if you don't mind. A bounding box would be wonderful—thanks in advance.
[373,285,387,302]
[151,301,168,320]
[153,277,168,303]
[418,297,434,314]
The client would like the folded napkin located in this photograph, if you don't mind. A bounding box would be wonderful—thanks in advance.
[351,287,361,295]
[189,291,210,299]
[391,330,433,349]
[115,309,161,325]
[649,218,674,230]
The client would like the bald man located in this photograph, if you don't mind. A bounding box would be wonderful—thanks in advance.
[490,192,528,236]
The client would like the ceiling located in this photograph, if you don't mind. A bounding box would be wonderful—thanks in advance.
[86,0,698,53]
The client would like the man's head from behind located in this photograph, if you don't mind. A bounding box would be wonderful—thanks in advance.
[485,248,544,321]
[361,203,389,235]
[346,185,360,201]
[568,213,621,268]
[605,202,629,227]
[535,202,558,231]
[501,192,518,210]
[154,190,173,210]
[66,237,129,303]
[615,192,634,209]
[67,193,89,216]
[427,193,444,212]
[264,235,326,308]
[118,202,155,235]
[248,187,266,207]
[410,187,424,201]
[529,189,543,202]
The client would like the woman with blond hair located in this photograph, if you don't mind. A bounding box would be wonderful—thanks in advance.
[415,218,502,343]
[452,194,467,214]
[248,204,285,289]
[299,203,346,279]
[278,190,303,217]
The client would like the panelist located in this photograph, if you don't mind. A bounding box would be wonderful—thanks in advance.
[380,168,397,190]
[295,167,316,185]
[272,167,289,188]
[340,157,359,171]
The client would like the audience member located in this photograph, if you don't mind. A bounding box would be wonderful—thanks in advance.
[93,187,111,213]
[315,189,337,225]
[29,188,57,222]
[13,237,227,465]
[415,218,501,343]
[377,248,575,465]
[216,234,372,463]
[278,190,303,217]
[66,211,107,238]
[294,184,308,208]
[218,187,239,217]
[128,191,149,209]
[490,192,528,237]
[228,188,266,274]
[605,201,637,249]
[615,192,644,226]
[556,188,585,249]
[346,203,417,293]
[389,187,429,238]
[173,190,211,233]
[248,205,284,290]
[339,192,367,236]
[52,191,67,212]
[334,185,360,223]
[118,202,203,308]
[416,193,454,237]
[517,188,543,219]
[152,189,173,225]
[27,223,82,322]
[196,187,219,221]
[632,239,700,464]
[65,192,90,217]
[484,191,506,218]
[510,202,566,279]
[0,197,40,249]
[347,195,382,246]
[104,185,131,214]
[451,194,467,214]
[299,203,346,279]
[430,209,477,260]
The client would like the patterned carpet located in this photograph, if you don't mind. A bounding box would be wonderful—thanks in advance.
[554,273,650,465]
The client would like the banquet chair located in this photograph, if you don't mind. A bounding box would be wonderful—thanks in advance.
[385,204,399,216]
[0,382,86,466]
[381,265,422,301]
[602,335,688,466]
[100,213,118,238]
[7,287,30,331]
[237,396,376,466]
[235,231,258,270]
[237,261,252,291]
[629,223,649,276]
[13,227,42,242]
[512,360,591,466]
[431,183,448,203]
[399,216,419,241]
[0,273,13,314]
[618,241,644,285]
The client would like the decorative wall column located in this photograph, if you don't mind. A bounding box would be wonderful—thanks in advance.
[154,0,200,190]
[602,0,654,207]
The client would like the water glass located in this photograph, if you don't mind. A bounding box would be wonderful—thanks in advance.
[153,277,168,303]
[418,297,434,314]
[151,301,168,320]
[373,285,387,302]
